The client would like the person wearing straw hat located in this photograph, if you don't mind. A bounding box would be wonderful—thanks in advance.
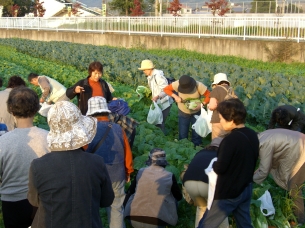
[124,148,182,228]
[181,137,229,228]
[209,73,236,139]
[138,59,173,132]
[86,96,134,228]
[27,101,114,228]
[0,86,49,228]
[164,75,211,146]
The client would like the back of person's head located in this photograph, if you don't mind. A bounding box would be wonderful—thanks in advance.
[88,61,103,76]
[7,76,26,89]
[27,73,39,82]
[273,108,289,126]
[217,98,246,125]
[7,87,40,118]
[145,148,169,167]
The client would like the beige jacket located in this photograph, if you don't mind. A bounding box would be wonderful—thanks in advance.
[253,129,305,190]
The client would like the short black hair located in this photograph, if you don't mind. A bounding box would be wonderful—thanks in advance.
[272,108,290,126]
[217,98,246,125]
[7,76,26,88]
[7,87,40,118]
[28,73,39,82]
[88,62,103,76]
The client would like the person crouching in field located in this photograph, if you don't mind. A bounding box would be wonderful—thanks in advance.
[0,87,50,228]
[124,148,182,228]
[85,96,134,228]
[27,101,114,228]
[28,72,70,104]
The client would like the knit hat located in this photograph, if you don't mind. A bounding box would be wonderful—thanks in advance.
[86,96,111,116]
[138,60,154,70]
[47,101,97,151]
[145,148,169,166]
[211,73,230,87]
[210,137,223,147]
[178,75,197,94]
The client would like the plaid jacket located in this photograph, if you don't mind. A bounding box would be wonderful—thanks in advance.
[108,113,139,141]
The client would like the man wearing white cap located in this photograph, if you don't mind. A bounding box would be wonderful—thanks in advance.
[86,96,134,228]
[209,73,237,139]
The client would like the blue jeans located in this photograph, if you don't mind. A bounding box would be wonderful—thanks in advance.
[178,110,202,146]
[198,183,253,228]
[106,180,126,228]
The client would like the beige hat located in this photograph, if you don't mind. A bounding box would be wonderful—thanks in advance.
[138,60,154,70]
[47,101,97,151]
[211,73,230,87]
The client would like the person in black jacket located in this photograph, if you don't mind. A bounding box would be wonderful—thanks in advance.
[182,137,228,228]
[66,61,114,115]
[268,105,305,133]
[198,98,259,228]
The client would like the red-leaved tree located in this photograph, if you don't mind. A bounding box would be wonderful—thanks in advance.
[130,0,144,16]
[10,4,20,17]
[167,0,182,16]
[205,0,230,16]
[34,0,46,17]
[71,2,83,16]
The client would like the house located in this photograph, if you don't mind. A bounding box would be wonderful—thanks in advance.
[181,4,193,14]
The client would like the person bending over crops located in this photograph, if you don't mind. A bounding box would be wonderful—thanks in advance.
[66,61,114,115]
[28,73,70,104]
[138,59,174,133]
[164,75,210,146]
[209,73,237,139]
[85,96,134,228]
[198,98,259,228]
[0,75,26,131]
[28,101,114,228]
[124,148,182,228]
[0,87,50,228]
[267,105,305,133]
[181,137,229,228]
[253,129,305,226]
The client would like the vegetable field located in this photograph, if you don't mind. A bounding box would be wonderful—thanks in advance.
[0,38,305,228]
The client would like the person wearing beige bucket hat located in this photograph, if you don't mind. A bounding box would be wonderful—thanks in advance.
[164,75,211,146]
[138,59,173,132]
[27,101,115,228]
[209,73,237,139]
[0,86,49,228]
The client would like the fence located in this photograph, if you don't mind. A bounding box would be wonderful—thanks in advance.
[0,16,304,42]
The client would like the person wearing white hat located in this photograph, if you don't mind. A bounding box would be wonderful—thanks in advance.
[209,73,234,139]
[0,87,49,227]
[86,96,134,228]
[181,137,229,228]
[138,59,173,132]
[27,101,114,228]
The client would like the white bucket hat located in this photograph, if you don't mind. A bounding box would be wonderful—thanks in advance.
[86,96,111,116]
[211,73,230,87]
[47,101,97,151]
[138,60,154,70]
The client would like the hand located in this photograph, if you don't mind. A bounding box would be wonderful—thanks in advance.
[173,95,182,103]
[75,86,85,93]
[126,174,130,183]
[193,102,202,111]
[152,95,159,102]
[112,97,118,100]
[40,98,45,103]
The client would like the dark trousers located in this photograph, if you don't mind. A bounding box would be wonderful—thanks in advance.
[2,199,37,228]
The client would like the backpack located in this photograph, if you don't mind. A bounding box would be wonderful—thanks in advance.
[219,85,238,100]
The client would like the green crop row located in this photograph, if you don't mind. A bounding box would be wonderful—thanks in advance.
[0,38,304,127]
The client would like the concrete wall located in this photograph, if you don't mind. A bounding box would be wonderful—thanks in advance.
[0,29,304,62]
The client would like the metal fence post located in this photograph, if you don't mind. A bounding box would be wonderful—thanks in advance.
[297,17,300,43]
[128,17,130,35]
[161,17,163,37]
[243,18,246,40]
[199,17,201,38]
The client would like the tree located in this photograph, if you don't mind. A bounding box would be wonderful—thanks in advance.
[167,0,182,16]
[130,0,144,16]
[13,0,34,16]
[71,2,83,16]
[9,4,19,16]
[205,0,230,16]
[109,0,134,16]
[34,0,46,17]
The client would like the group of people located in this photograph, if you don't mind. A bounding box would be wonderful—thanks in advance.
[0,59,305,228]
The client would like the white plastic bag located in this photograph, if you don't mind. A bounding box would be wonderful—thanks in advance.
[39,103,53,117]
[258,190,275,217]
[205,157,218,210]
[192,105,212,137]
[147,101,163,125]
